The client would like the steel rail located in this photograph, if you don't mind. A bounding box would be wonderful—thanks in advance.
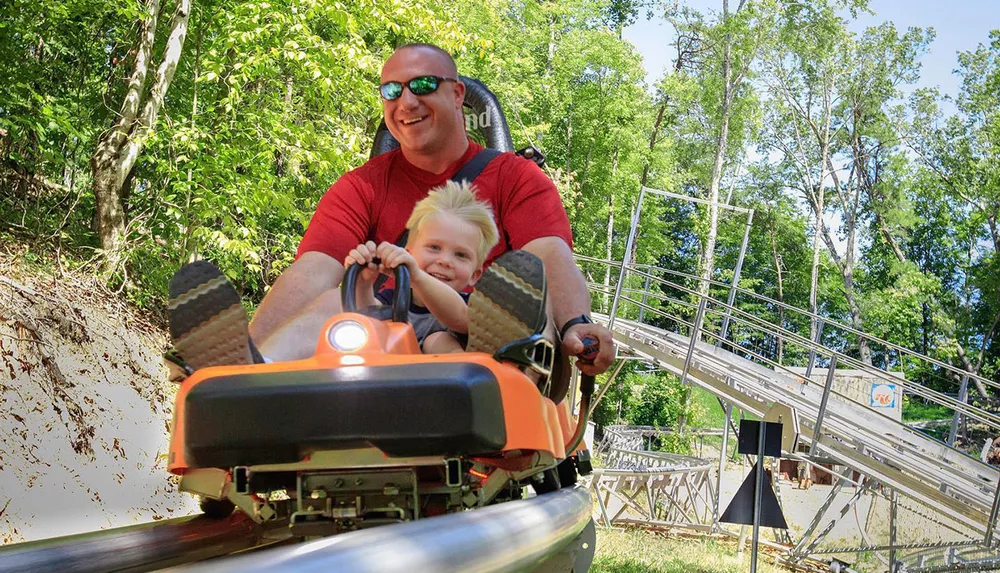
[0,513,283,573]
[593,290,996,439]
[699,301,1000,428]
[597,447,714,473]
[576,254,998,392]
[605,324,1000,566]
[586,260,992,399]
[175,487,593,573]
[588,279,1000,432]
[590,431,717,533]
[580,255,1000,570]
[811,540,982,555]
[910,557,1000,573]
[590,269,989,405]
[680,307,1000,456]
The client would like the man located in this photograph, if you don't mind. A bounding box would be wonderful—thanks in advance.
[170,43,615,376]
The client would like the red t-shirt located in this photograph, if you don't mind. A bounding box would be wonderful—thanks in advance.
[297,140,573,269]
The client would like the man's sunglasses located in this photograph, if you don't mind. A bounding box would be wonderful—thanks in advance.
[379,76,457,101]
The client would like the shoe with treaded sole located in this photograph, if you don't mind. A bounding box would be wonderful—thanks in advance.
[168,261,253,370]
[467,250,547,356]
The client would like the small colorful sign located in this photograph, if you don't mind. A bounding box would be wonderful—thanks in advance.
[870,383,897,409]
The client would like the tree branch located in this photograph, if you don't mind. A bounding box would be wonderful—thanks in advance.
[107,0,161,151]
[117,0,191,185]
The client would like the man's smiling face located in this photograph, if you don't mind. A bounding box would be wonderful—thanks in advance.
[380,46,465,161]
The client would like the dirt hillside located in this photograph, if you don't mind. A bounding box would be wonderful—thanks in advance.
[0,259,198,544]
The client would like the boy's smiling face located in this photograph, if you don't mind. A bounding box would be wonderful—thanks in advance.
[408,212,483,291]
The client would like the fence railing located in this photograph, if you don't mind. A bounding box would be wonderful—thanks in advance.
[576,254,999,445]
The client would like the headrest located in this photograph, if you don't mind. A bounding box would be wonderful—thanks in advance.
[371,76,514,159]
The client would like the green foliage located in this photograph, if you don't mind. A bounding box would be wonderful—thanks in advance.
[628,371,685,428]
[591,362,643,427]
[2,0,1000,426]
[901,395,952,423]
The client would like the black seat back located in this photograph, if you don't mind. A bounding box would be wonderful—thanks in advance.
[371,76,514,158]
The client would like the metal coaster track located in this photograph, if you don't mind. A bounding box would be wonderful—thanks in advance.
[0,513,281,572]
[0,488,593,572]
[576,250,1000,572]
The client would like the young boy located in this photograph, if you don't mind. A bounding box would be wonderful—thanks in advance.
[344,180,499,354]
[166,183,548,369]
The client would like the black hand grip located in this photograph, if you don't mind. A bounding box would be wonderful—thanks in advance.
[341,260,411,323]
[390,263,410,323]
[577,336,599,397]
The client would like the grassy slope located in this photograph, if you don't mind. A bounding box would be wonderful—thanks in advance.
[593,527,793,573]
[690,387,729,428]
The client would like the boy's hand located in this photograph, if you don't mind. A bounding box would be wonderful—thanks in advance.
[376,242,419,274]
[345,241,380,285]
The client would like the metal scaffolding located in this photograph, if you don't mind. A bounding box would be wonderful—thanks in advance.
[578,252,1000,571]
[577,185,1000,571]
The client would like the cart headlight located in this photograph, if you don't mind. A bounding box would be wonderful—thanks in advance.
[328,320,368,351]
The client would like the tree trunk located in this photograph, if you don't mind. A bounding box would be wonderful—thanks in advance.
[181,15,203,265]
[988,214,1000,253]
[812,201,872,364]
[876,212,907,263]
[565,98,572,173]
[921,302,930,356]
[639,99,666,189]
[91,164,126,267]
[603,146,620,310]
[808,98,833,346]
[839,107,870,364]
[578,142,596,195]
[956,344,991,397]
[92,0,161,271]
[809,201,822,341]
[546,13,556,77]
[769,225,784,365]
[91,0,191,275]
[843,273,871,364]
[698,0,734,298]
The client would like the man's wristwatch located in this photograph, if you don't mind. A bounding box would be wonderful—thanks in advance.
[559,314,593,340]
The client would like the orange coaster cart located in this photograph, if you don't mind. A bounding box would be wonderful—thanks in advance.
[167,264,595,535]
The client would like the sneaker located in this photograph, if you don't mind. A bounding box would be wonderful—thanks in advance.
[167,261,259,370]
[467,250,548,356]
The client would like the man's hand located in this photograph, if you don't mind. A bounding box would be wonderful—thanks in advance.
[561,321,616,376]
[345,241,380,287]
[522,236,617,375]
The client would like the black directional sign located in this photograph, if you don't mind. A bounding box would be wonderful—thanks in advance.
[720,419,789,573]
[720,462,788,529]
[737,420,783,457]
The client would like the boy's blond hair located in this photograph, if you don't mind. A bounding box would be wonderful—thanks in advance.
[406,181,499,265]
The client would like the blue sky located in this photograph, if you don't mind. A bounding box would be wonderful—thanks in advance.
[623,0,1000,103]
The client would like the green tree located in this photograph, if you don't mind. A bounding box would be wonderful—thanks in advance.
[906,31,1000,390]
[693,0,775,300]
[91,0,191,275]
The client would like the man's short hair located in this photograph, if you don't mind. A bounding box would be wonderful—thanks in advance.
[405,181,499,266]
[394,43,459,78]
